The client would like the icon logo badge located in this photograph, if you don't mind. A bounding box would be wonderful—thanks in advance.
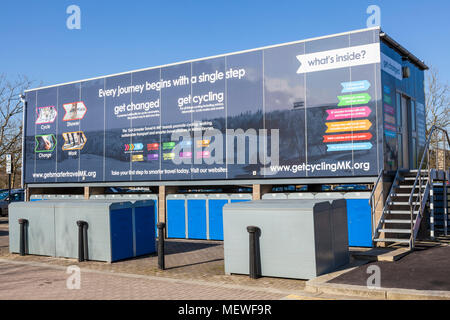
[63,101,87,121]
[36,106,57,124]
[62,131,87,151]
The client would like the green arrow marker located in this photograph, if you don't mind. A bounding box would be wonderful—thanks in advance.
[383,94,392,104]
[337,93,372,106]
[163,141,176,150]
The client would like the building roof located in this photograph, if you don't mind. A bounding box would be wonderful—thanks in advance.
[380,31,429,70]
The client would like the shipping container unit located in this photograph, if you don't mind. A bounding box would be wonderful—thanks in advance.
[166,193,251,240]
[22,26,428,248]
[10,200,156,262]
[223,199,349,279]
[262,193,289,200]
[207,194,230,240]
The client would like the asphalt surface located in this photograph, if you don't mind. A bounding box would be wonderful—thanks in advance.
[329,245,450,291]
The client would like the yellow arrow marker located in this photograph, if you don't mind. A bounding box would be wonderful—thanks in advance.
[325,119,372,133]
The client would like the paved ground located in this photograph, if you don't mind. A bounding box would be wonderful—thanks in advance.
[0,260,288,300]
[0,216,312,299]
[3,215,450,299]
[329,244,450,291]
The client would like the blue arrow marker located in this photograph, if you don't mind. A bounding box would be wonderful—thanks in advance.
[341,80,371,93]
[179,140,192,147]
[134,143,144,151]
[383,85,391,95]
[327,142,373,152]
[384,130,397,138]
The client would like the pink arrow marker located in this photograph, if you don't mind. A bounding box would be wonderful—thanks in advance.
[326,106,371,120]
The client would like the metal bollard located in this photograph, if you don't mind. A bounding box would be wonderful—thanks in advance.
[82,222,89,261]
[76,221,86,262]
[157,222,166,270]
[18,219,28,256]
[247,226,260,279]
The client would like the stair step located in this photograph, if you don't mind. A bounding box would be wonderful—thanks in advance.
[403,176,428,181]
[397,185,425,189]
[388,202,421,206]
[374,238,410,243]
[391,193,419,197]
[385,210,419,214]
[403,169,427,175]
[382,219,416,224]
[378,228,412,234]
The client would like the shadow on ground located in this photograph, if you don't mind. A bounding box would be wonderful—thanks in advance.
[330,244,450,291]
[163,239,222,255]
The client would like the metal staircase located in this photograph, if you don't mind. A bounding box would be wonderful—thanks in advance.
[370,126,450,250]
[429,170,449,238]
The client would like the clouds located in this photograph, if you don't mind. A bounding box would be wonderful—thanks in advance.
[265,76,305,109]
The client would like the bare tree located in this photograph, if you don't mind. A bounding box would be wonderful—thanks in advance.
[425,66,450,169]
[426,66,450,134]
[0,75,33,189]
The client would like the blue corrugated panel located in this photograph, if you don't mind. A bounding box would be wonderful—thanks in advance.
[134,204,156,256]
[187,199,207,239]
[167,199,186,238]
[231,199,250,203]
[346,199,372,247]
[209,199,228,240]
[110,208,134,261]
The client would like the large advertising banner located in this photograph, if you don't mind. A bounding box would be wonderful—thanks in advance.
[24,28,382,183]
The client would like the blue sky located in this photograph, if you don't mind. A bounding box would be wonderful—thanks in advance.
[1,0,449,87]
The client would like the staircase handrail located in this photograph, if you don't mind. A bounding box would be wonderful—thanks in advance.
[409,125,450,206]
[409,125,450,248]
[373,170,400,243]
[369,170,384,238]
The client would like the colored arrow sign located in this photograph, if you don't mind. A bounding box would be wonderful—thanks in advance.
[384,104,395,115]
[323,132,372,143]
[35,134,57,153]
[63,101,87,121]
[147,143,159,151]
[341,80,371,93]
[325,119,372,133]
[327,142,373,152]
[125,143,143,151]
[384,123,396,132]
[62,131,87,151]
[337,93,371,106]
[163,142,176,150]
[384,114,396,125]
[383,94,392,104]
[385,130,397,138]
[147,154,159,161]
[326,106,371,120]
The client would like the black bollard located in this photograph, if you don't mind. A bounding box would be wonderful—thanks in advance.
[82,222,89,261]
[157,222,166,270]
[76,221,85,262]
[247,226,260,279]
[18,219,28,256]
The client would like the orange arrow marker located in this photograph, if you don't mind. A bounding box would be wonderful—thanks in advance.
[325,119,372,133]
[323,132,373,142]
